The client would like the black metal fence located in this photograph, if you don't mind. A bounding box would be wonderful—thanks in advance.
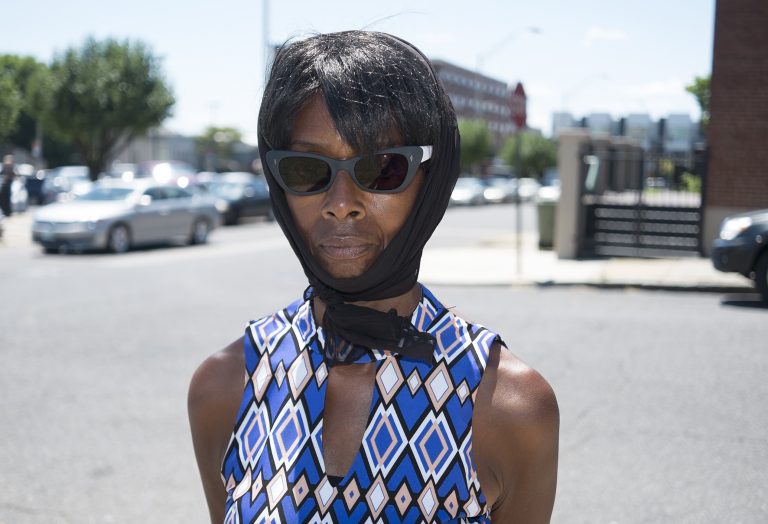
[578,145,707,258]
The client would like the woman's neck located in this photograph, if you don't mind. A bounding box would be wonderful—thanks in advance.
[311,283,422,326]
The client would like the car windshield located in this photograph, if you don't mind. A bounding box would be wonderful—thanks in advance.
[77,186,134,201]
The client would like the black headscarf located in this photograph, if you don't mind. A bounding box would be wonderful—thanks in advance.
[257,32,460,363]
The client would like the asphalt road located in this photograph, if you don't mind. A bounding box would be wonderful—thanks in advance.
[1,204,766,523]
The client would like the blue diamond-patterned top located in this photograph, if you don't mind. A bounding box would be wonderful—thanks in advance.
[221,285,499,523]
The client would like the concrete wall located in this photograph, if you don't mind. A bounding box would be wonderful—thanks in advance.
[554,130,591,259]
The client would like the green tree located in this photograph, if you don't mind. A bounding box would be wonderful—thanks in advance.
[0,73,21,143]
[195,126,243,171]
[685,75,710,129]
[0,55,47,149]
[458,119,493,174]
[40,37,175,180]
[500,132,557,178]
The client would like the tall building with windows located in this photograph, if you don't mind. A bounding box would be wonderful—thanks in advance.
[552,111,700,155]
[431,59,519,147]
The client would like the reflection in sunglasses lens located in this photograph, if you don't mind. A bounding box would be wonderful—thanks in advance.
[356,154,409,191]
[281,157,331,193]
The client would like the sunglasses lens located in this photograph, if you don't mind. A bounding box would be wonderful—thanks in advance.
[355,153,410,191]
[278,156,332,193]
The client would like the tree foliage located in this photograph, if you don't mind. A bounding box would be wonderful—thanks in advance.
[0,55,55,154]
[458,119,493,174]
[500,133,557,178]
[0,73,21,143]
[40,37,175,180]
[685,75,710,129]
[195,126,243,170]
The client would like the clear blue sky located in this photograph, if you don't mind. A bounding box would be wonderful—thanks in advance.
[2,0,714,139]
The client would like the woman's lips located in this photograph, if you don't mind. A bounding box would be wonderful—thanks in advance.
[318,238,373,259]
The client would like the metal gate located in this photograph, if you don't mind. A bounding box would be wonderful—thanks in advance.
[578,145,706,258]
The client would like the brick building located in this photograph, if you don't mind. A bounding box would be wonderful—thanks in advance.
[431,59,519,147]
[703,0,768,249]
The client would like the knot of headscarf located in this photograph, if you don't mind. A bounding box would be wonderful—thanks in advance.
[310,280,436,365]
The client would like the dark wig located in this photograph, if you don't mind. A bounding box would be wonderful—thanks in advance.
[257,31,460,361]
[258,31,454,156]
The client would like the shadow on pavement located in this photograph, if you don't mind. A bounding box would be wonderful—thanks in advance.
[720,293,768,310]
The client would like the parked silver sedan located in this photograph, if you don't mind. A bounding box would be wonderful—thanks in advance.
[32,180,221,253]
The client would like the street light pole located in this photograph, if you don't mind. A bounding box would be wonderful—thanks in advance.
[475,26,541,72]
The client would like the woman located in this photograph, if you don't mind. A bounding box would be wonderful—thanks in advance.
[189,31,558,523]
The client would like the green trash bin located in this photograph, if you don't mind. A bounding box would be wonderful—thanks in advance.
[536,191,558,249]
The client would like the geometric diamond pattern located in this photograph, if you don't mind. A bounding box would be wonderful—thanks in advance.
[445,489,460,518]
[395,482,412,516]
[362,404,407,477]
[274,361,286,388]
[460,431,480,490]
[251,471,263,503]
[407,369,422,395]
[292,474,309,506]
[375,356,404,404]
[221,285,497,523]
[314,477,337,515]
[287,350,312,399]
[343,477,360,510]
[456,379,470,404]
[417,479,439,521]
[235,402,270,468]
[266,467,288,510]
[424,361,454,411]
[411,411,458,482]
[252,352,273,402]
[268,400,309,470]
[365,475,389,519]
[432,314,468,363]
[232,467,251,501]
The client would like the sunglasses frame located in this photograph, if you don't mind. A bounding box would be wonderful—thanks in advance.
[265,145,433,196]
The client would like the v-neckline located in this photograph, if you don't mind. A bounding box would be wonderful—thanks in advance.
[318,360,381,483]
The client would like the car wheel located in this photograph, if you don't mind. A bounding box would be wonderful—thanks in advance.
[107,224,131,254]
[43,246,59,255]
[190,219,210,245]
[754,250,768,304]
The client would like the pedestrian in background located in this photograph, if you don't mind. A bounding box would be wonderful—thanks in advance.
[0,155,16,217]
[188,31,559,523]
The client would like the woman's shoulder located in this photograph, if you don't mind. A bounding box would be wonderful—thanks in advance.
[188,337,245,422]
[472,342,559,520]
[475,342,559,425]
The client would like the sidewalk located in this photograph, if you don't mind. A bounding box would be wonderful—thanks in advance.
[0,211,33,249]
[420,234,754,292]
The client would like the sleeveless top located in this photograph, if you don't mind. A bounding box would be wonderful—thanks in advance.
[221,285,499,523]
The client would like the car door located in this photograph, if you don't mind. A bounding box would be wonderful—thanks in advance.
[243,180,270,217]
[163,186,197,240]
[131,187,171,243]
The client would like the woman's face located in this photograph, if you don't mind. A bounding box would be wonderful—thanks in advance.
[284,94,423,279]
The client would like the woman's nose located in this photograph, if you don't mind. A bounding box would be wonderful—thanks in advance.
[321,170,366,220]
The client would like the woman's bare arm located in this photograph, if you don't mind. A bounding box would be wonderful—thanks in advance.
[188,338,244,523]
[473,343,560,523]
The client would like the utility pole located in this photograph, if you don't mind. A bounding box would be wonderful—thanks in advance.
[511,82,528,277]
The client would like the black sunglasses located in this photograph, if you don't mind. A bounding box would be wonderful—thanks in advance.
[265,146,432,196]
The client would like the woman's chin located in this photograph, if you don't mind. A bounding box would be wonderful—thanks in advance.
[318,258,373,280]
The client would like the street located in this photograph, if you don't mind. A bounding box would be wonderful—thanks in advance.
[1,203,767,523]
